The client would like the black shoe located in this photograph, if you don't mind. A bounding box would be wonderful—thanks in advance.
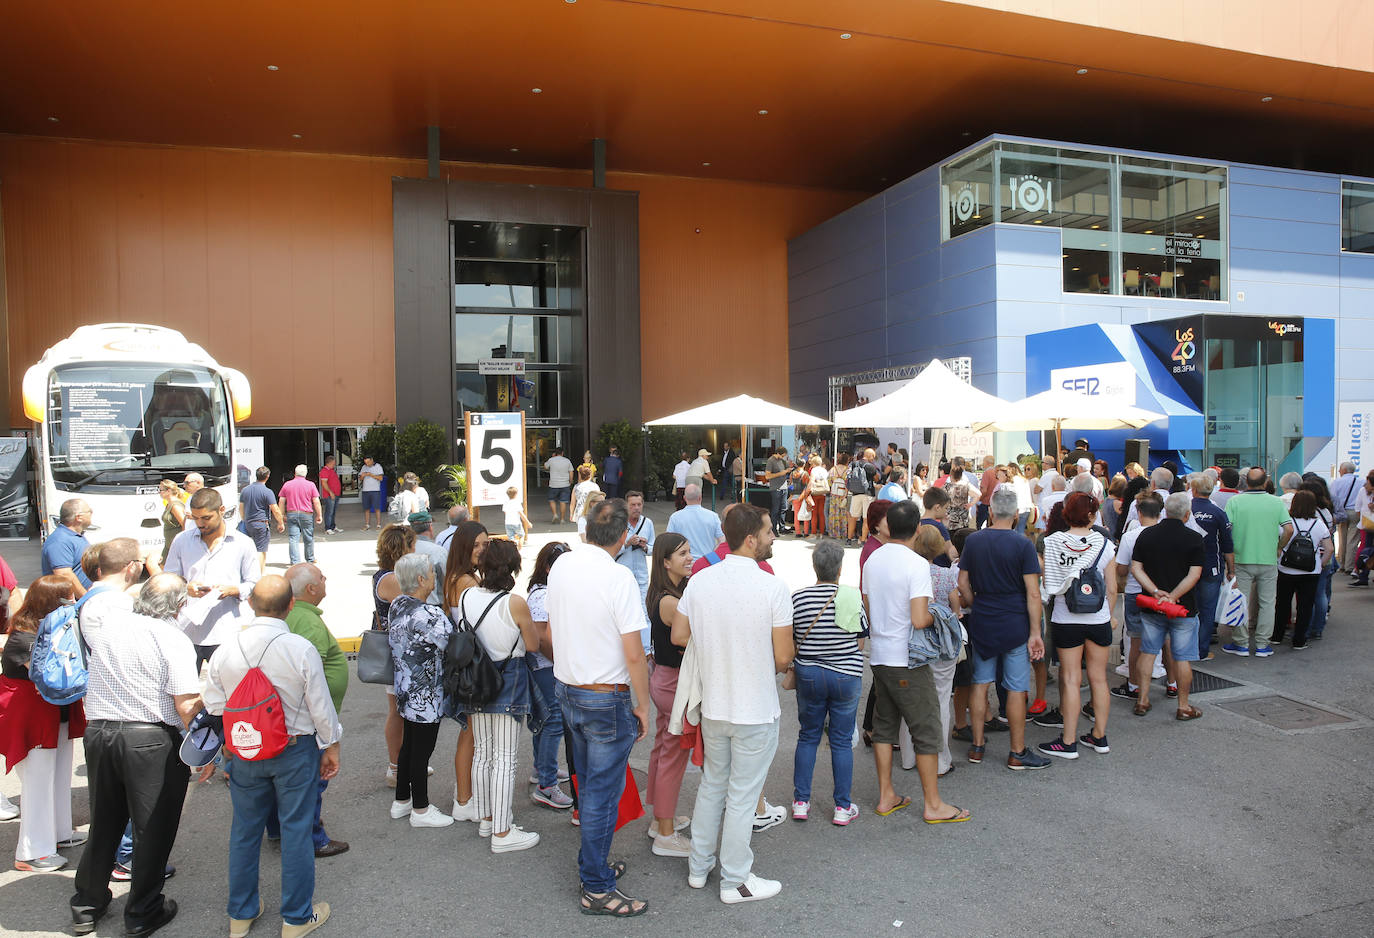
[984,719,1009,733]
[1032,707,1064,728]
[72,904,109,936]
[1165,684,1179,699]
[1109,682,1136,700]
[1082,702,1095,721]
[125,898,177,938]
[951,725,973,742]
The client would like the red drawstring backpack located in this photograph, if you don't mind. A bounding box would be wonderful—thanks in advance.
[223,633,290,761]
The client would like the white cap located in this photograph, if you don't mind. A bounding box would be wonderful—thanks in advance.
[1077,458,1091,470]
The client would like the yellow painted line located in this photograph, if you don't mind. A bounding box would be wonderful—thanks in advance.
[337,636,362,654]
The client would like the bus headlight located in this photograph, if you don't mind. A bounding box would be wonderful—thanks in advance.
[22,365,46,422]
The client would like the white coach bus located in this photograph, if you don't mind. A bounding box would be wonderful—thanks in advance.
[22,324,251,554]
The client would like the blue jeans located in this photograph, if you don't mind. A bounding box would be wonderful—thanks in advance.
[1311,561,1334,636]
[557,685,637,894]
[690,718,780,890]
[286,512,315,564]
[265,774,331,850]
[529,667,564,788]
[117,823,133,866]
[976,503,989,529]
[770,487,786,532]
[1195,575,1222,657]
[227,736,321,925]
[321,497,337,531]
[792,664,861,808]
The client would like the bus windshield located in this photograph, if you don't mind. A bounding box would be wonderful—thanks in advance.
[46,363,233,489]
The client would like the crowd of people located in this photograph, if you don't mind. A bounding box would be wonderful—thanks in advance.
[0,439,1363,931]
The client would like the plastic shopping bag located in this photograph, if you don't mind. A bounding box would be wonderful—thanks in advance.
[1218,577,1247,632]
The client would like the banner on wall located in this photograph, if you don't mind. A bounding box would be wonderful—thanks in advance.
[233,436,264,494]
[0,437,31,539]
[1336,402,1374,474]
[1049,361,1137,404]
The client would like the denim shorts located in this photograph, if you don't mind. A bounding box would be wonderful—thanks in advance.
[969,643,1031,692]
[550,486,571,503]
[362,490,385,512]
[504,523,522,539]
[1139,611,1200,661]
[245,520,270,552]
[1123,596,1143,636]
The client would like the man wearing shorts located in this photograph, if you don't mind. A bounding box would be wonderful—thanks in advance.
[846,449,879,542]
[1111,493,1164,700]
[957,489,1051,771]
[862,501,969,823]
[543,447,574,523]
[359,456,385,530]
[1129,492,1205,720]
[237,467,283,574]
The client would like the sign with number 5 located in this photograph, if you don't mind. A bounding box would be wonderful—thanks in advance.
[465,412,526,510]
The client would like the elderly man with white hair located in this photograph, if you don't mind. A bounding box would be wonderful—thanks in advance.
[1278,472,1304,508]
[1036,473,1068,532]
[666,483,725,562]
[1329,461,1361,573]
[278,465,324,565]
[1129,492,1205,720]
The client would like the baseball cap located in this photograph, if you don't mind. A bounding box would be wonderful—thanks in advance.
[407,511,432,526]
[179,709,224,768]
[697,449,710,457]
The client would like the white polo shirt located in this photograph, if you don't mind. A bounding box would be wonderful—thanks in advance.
[546,544,645,686]
[861,543,934,668]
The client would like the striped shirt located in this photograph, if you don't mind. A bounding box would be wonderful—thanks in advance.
[790,584,868,676]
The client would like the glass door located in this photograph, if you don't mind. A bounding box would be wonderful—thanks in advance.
[1204,335,1303,475]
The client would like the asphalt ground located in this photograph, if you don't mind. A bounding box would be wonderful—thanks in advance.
[2,498,1373,937]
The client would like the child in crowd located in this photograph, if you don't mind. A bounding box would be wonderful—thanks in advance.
[502,486,531,548]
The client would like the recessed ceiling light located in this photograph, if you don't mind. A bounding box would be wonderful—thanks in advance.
[1033,219,1044,224]
[532,88,543,94]
[472,223,481,228]
[702,161,711,167]
[1195,214,1205,219]
[1072,267,1081,271]
[291,133,302,139]
[267,65,279,71]
[757,109,768,115]
[961,131,971,137]
[1149,247,1157,251]
[553,227,562,231]
[1261,95,1273,103]
[1076,68,1088,75]
[512,224,522,229]
[510,147,519,153]
[1090,224,1100,229]
[506,241,513,245]
[565,0,576,3]
[973,214,981,219]
[1144,229,1154,234]
[47,116,59,122]
[1197,234,1206,238]
[840,32,852,39]
[1099,242,1107,247]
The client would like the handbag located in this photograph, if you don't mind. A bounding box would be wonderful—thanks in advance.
[356,629,394,685]
[782,590,835,690]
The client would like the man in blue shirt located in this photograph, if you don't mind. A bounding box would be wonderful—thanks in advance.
[1188,472,1235,658]
[666,485,724,562]
[238,467,284,574]
[601,446,624,499]
[41,498,93,598]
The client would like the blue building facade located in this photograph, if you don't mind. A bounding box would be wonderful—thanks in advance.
[788,135,1374,475]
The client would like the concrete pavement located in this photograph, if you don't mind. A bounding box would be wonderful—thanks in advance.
[2,498,1373,936]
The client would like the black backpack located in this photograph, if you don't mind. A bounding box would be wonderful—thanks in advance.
[443,592,511,712]
[1062,536,1110,614]
[847,461,870,496]
[1280,520,1318,571]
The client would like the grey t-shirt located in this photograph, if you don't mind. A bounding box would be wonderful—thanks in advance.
[239,482,276,524]
[766,456,787,491]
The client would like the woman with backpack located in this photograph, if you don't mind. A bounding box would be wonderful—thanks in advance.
[442,520,489,825]
[0,575,86,872]
[1036,492,1116,761]
[1272,490,1333,650]
[457,539,543,854]
[826,452,851,541]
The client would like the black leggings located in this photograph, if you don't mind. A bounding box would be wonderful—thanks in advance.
[397,719,441,810]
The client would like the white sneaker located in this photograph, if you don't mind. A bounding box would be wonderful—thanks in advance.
[645,816,690,839]
[385,763,397,784]
[409,805,454,828]
[389,799,412,819]
[688,861,716,889]
[832,804,860,826]
[478,819,492,838]
[791,800,809,821]
[490,825,540,853]
[721,874,781,904]
[451,788,478,822]
[1114,663,1130,677]
[752,800,785,833]
[651,831,692,858]
[0,794,18,821]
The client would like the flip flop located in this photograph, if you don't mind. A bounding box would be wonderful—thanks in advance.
[875,796,911,817]
[1176,706,1203,721]
[1133,702,1151,717]
[923,806,971,825]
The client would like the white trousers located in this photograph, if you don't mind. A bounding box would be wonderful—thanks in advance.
[897,658,957,774]
[470,713,520,833]
[15,722,75,861]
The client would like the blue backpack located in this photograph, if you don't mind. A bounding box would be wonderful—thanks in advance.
[29,585,107,706]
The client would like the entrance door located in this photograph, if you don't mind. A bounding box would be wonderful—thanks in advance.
[1204,336,1303,475]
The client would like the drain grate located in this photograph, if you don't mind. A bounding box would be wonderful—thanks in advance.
[1217,694,1354,730]
[1189,669,1243,694]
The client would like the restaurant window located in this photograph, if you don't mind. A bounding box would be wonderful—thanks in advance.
[942,146,994,239]
[1342,180,1374,254]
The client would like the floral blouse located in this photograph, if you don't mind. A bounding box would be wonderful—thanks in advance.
[387,595,453,723]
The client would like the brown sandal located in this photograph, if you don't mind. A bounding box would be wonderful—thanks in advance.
[1133,701,1151,716]
[581,888,648,917]
[1176,706,1203,721]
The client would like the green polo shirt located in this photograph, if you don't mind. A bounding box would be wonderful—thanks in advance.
[284,600,348,712]
[1225,491,1291,565]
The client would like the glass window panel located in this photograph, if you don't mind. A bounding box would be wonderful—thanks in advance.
[454,259,557,308]
[1343,181,1374,253]
[942,146,994,239]
[456,369,583,423]
[454,314,570,365]
[1120,166,1224,299]
[998,147,1111,229]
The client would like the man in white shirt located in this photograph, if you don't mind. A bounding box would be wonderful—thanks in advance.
[543,447,575,523]
[862,501,969,824]
[671,504,793,904]
[358,456,386,531]
[1329,461,1361,573]
[71,572,202,938]
[1111,494,1166,697]
[546,499,651,918]
[672,453,691,510]
[1036,474,1067,532]
[1035,456,1060,500]
[204,576,341,938]
[1124,466,1175,529]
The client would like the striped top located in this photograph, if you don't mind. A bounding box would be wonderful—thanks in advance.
[790,583,869,677]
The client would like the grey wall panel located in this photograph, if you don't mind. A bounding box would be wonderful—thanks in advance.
[586,190,642,435]
[392,178,454,437]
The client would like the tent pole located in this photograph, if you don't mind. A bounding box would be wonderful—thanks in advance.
[740,424,747,502]
[1055,420,1063,462]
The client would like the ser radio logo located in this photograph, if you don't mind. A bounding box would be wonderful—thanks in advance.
[1170,326,1197,375]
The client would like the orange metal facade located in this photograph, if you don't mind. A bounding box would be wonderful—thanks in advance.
[0,135,859,428]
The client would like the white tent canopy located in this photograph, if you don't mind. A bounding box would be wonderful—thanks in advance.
[968,387,1166,433]
[832,358,1010,429]
[645,394,830,427]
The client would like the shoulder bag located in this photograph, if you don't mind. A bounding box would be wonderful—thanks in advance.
[782,589,835,690]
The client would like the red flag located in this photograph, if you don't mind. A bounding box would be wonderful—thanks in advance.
[570,764,645,831]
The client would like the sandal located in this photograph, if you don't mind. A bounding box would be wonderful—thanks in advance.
[608,860,626,879]
[875,796,911,817]
[580,888,648,917]
[1133,702,1151,717]
[1176,706,1203,721]
[923,805,971,824]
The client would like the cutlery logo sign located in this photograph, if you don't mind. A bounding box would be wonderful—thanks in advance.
[1008,175,1052,214]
